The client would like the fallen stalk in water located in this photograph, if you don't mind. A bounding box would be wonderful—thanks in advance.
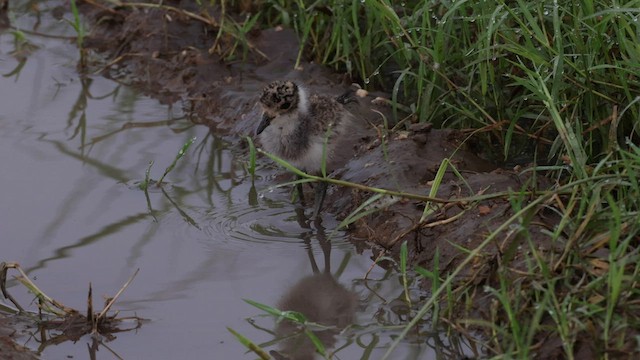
[1,262,144,343]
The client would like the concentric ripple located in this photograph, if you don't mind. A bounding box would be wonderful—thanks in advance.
[158,171,352,253]
[200,198,351,251]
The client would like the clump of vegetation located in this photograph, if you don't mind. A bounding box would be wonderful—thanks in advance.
[262,0,639,164]
[1,262,143,353]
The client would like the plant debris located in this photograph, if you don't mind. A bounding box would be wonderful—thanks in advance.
[1,262,145,354]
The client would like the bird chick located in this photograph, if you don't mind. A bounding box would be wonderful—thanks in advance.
[256,80,358,216]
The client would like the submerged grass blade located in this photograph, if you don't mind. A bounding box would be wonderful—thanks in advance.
[157,137,196,185]
[140,160,154,213]
[243,299,307,324]
[304,329,327,357]
[246,136,257,179]
[227,327,271,360]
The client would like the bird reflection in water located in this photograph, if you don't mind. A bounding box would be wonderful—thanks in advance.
[270,216,359,360]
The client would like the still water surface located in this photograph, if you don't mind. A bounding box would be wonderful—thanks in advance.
[0,3,471,359]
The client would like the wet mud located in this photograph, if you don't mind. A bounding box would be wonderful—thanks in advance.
[11,0,564,356]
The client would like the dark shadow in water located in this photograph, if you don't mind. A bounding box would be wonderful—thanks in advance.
[194,132,232,206]
[0,1,9,31]
[18,212,153,279]
[34,316,142,358]
[268,215,359,360]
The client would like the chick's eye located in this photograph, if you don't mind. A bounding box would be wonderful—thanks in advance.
[281,102,291,110]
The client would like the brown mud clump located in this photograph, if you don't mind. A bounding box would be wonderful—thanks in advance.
[77,1,589,357]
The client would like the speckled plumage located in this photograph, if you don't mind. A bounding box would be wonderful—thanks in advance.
[256,80,356,173]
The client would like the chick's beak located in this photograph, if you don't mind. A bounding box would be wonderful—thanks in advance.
[256,112,273,135]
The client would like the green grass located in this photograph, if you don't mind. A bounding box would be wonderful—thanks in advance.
[380,156,640,359]
[258,0,639,164]
[137,138,196,220]
[137,137,196,189]
[238,299,332,358]
[67,0,87,67]
[157,137,197,185]
[68,0,84,48]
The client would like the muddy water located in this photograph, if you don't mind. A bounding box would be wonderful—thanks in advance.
[0,3,476,360]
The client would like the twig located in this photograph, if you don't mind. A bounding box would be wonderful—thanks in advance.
[97,268,140,321]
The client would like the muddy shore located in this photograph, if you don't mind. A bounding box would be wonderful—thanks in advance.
[80,0,556,312]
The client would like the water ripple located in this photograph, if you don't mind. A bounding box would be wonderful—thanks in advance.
[197,200,351,252]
